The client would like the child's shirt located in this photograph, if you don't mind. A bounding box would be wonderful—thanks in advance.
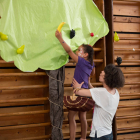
[73,56,94,89]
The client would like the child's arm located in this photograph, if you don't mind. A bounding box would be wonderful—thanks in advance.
[55,30,78,63]
[91,67,95,76]
[88,77,94,88]
[88,67,95,88]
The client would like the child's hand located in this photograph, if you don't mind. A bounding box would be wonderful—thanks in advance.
[55,30,62,40]
[72,78,84,89]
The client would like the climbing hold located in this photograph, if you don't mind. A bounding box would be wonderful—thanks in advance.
[116,56,122,65]
[70,29,75,39]
[17,45,25,54]
[0,32,8,41]
[90,32,94,37]
[114,32,119,42]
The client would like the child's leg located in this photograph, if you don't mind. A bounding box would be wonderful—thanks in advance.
[79,111,87,140]
[68,110,77,140]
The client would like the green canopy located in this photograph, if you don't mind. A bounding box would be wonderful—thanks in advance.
[0,0,109,72]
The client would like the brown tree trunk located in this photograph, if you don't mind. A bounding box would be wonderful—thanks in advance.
[46,66,65,140]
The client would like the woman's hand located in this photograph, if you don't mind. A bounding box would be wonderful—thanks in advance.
[72,78,84,89]
[55,30,62,40]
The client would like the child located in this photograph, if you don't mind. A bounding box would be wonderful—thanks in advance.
[55,30,95,140]
[72,64,125,140]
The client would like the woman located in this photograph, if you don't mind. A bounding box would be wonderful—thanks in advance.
[72,64,125,140]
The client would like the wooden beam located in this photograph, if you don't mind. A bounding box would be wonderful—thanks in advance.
[119,37,140,40]
[65,63,76,66]
[0,97,48,104]
[122,71,140,74]
[116,115,140,120]
[114,0,140,2]
[114,22,140,33]
[115,62,140,65]
[114,48,140,51]
[117,126,140,131]
[0,110,49,117]
[91,82,103,86]
[125,82,140,85]
[0,122,51,130]
[113,16,140,24]
[118,138,140,140]
[0,72,46,77]
[63,131,90,139]
[117,133,140,140]
[113,1,140,6]
[63,119,92,124]
[118,104,140,108]
[0,85,48,90]
[64,82,102,87]
[115,60,140,63]
[11,135,51,140]
[123,73,140,76]
[66,59,104,66]
[120,93,140,96]
[93,48,102,51]
[115,51,140,54]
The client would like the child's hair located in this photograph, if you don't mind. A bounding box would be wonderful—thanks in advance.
[82,44,94,66]
[104,64,125,89]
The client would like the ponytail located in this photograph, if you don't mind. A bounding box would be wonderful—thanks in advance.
[82,44,94,66]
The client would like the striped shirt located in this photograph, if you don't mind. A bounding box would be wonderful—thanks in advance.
[89,88,120,138]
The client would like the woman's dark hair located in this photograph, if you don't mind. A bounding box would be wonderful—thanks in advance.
[82,44,94,66]
[104,64,125,89]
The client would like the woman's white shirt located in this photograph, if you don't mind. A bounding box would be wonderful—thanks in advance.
[89,88,120,138]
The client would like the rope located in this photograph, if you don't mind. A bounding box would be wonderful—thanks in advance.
[46,73,64,84]
[47,98,63,131]
[47,97,63,108]
[46,73,63,132]
[51,124,62,130]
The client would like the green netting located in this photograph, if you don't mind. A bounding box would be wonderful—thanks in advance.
[0,0,109,72]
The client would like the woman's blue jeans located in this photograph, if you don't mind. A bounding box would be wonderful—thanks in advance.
[90,132,113,140]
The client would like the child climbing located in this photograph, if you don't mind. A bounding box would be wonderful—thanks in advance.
[55,30,95,140]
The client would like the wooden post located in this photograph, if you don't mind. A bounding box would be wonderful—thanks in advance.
[104,0,114,65]
[104,0,117,140]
